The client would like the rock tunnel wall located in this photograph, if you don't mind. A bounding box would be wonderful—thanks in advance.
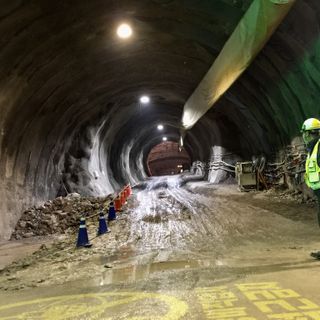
[0,0,320,239]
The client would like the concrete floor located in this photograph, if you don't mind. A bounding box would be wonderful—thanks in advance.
[1,176,320,319]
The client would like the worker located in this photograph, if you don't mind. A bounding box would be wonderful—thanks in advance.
[301,118,320,258]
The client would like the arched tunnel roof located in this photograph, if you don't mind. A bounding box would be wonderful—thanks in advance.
[0,0,320,239]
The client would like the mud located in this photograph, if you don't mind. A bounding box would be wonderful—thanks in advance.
[1,176,320,295]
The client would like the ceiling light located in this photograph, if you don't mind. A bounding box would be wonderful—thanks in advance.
[157,124,164,131]
[162,137,168,141]
[117,24,132,39]
[140,96,150,104]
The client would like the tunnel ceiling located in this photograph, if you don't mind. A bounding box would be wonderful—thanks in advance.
[1,0,320,239]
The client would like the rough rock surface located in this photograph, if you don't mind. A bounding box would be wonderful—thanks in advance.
[11,193,112,240]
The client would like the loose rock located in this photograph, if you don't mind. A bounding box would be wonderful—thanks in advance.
[11,194,112,239]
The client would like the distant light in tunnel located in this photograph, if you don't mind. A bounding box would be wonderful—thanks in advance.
[157,124,164,131]
[179,135,184,148]
[117,24,132,39]
[140,96,150,104]
[162,137,168,141]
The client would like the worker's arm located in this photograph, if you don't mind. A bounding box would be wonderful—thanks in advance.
[318,139,320,167]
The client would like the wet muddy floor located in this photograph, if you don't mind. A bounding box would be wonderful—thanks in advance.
[1,176,320,319]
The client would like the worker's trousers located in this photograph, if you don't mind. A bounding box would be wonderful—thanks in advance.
[314,189,320,227]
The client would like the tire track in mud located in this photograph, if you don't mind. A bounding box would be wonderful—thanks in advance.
[167,187,212,238]
[131,184,229,252]
[167,187,232,247]
[127,189,195,251]
[159,185,318,250]
[125,178,320,265]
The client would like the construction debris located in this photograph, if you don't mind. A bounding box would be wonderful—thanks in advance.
[11,193,111,240]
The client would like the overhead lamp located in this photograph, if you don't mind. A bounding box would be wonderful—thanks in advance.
[117,24,132,39]
[140,96,150,104]
[157,124,164,131]
[162,137,168,141]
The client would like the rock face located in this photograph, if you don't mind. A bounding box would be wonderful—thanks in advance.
[11,194,111,240]
[0,1,320,239]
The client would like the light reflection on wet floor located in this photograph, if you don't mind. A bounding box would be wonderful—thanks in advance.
[1,177,320,319]
[96,259,205,286]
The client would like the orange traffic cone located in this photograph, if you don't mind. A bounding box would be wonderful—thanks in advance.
[115,197,122,212]
[121,191,126,206]
[125,186,129,198]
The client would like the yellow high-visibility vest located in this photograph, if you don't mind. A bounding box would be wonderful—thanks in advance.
[305,140,320,190]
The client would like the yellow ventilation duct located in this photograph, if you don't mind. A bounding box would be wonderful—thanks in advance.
[181,0,296,135]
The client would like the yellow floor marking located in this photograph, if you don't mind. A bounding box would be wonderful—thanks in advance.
[2,282,320,320]
[0,292,188,320]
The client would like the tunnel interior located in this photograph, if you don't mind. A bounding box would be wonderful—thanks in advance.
[147,141,191,176]
[1,0,320,239]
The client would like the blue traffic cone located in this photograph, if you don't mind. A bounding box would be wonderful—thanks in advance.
[97,212,110,236]
[76,217,92,248]
[108,202,117,221]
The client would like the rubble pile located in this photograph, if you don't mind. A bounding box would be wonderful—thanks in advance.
[265,187,317,205]
[11,193,111,240]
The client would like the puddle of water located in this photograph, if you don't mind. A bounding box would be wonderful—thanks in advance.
[96,259,211,286]
[91,245,138,266]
